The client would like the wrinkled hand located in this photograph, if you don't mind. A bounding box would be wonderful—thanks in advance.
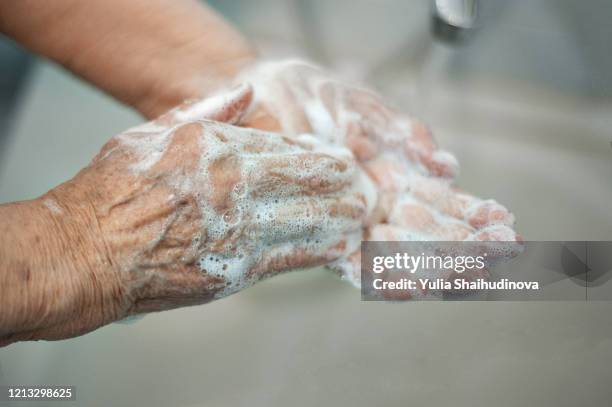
[101,85,372,313]
[50,86,370,336]
[225,60,521,290]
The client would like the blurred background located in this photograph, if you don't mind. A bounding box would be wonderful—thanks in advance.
[1,1,611,406]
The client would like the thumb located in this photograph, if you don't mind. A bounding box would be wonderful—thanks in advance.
[157,83,254,126]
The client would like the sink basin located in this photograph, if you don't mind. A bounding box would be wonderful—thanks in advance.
[1,1,611,406]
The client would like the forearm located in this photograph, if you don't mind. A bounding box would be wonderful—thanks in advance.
[0,187,125,345]
[0,0,256,118]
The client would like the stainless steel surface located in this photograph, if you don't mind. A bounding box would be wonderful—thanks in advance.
[1,1,611,406]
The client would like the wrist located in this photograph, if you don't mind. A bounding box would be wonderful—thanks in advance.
[0,184,128,344]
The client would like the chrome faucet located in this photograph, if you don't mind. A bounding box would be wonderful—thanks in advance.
[432,0,478,43]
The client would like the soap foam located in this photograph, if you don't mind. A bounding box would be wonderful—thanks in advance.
[235,59,520,287]
[117,118,372,298]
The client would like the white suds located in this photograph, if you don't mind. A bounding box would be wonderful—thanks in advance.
[117,127,174,173]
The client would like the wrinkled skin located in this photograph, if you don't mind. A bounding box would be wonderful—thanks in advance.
[98,85,369,312]
[228,60,522,295]
[0,86,369,344]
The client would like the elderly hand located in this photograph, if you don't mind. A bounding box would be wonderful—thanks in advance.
[0,86,371,344]
[99,84,369,311]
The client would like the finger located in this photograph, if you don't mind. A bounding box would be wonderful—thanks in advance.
[457,225,524,267]
[365,225,494,299]
[407,174,473,220]
[247,151,357,197]
[203,83,254,124]
[245,65,313,135]
[388,194,475,240]
[367,190,396,225]
[241,105,283,132]
[328,247,362,287]
[348,113,458,179]
[418,149,460,179]
[411,177,518,233]
[246,236,350,280]
[252,192,366,245]
[201,123,319,155]
[365,157,519,239]
[157,83,254,126]
[344,120,380,161]
[465,199,515,229]
[345,87,395,128]
[404,119,459,178]
[470,224,523,245]
[368,223,427,241]
[363,156,410,193]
